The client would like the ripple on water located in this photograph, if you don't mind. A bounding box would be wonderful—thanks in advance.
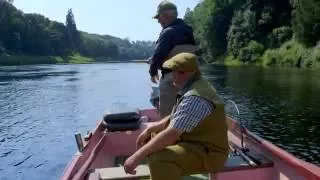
[13,155,32,167]
[34,160,48,169]
[0,151,13,158]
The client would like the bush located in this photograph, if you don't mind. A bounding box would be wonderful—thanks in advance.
[261,49,279,66]
[260,40,319,68]
[0,46,5,55]
[225,55,243,66]
[238,41,265,63]
[0,41,5,55]
[268,26,293,48]
[312,47,320,63]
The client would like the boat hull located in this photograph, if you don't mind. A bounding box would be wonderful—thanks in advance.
[60,108,320,180]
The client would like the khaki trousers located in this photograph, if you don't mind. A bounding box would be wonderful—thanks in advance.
[159,72,177,118]
[148,143,206,180]
[147,142,226,180]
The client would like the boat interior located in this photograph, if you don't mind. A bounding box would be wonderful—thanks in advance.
[79,110,275,180]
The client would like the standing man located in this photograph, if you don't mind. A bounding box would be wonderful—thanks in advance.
[148,0,197,118]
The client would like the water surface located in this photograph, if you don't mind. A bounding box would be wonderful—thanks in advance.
[0,63,319,180]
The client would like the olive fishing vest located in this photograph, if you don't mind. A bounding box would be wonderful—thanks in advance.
[170,76,229,170]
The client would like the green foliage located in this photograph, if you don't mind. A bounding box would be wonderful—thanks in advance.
[66,54,94,64]
[0,54,58,65]
[185,0,320,68]
[260,40,320,68]
[184,0,216,60]
[268,26,293,48]
[0,1,155,65]
[292,0,320,46]
[206,4,234,57]
[227,8,256,57]
[183,8,193,26]
[224,55,243,66]
[184,0,238,61]
[0,54,94,65]
[66,9,81,51]
[312,47,320,63]
[0,41,5,55]
[238,41,265,63]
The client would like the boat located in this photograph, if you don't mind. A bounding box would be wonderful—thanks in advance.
[60,107,320,180]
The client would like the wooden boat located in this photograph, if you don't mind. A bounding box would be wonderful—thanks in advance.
[60,108,320,180]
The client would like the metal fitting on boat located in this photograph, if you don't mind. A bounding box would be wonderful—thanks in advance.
[140,116,149,123]
[75,133,84,153]
[84,131,92,141]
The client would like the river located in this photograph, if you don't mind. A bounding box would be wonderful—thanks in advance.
[0,63,319,180]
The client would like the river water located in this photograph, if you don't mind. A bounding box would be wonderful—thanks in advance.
[0,63,319,180]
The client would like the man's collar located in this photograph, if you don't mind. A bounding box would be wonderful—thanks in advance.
[163,18,180,29]
[177,75,200,96]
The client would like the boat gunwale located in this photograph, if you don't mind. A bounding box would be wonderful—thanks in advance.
[60,119,106,180]
[226,116,320,180]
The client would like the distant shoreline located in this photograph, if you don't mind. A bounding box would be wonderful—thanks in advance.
[0,54,148,66]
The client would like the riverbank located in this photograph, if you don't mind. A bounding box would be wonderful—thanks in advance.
[0,54,144,66]
[221,40,320,69]
[0,54,95,66]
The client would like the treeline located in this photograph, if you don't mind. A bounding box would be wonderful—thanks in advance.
[0,1,155,64]
[184,0,320,68]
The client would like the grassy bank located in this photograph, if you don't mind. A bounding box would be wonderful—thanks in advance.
[0,54,95,66]
[221,40,320,69]
[259,41,320,68]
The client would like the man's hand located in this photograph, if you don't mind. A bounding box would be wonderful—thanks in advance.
[151,74,159,84]
[124,126,182,175]
[136,122,163,149]
[124,153,143,175]
[136,128,151,149]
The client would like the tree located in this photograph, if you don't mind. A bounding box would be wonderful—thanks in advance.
[66,8,81,51]
[292,0,320,46]
[183,8,193,26]
[0,0,13,23]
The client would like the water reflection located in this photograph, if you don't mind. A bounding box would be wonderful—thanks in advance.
[202,65,320,166]
[0,65,79,82]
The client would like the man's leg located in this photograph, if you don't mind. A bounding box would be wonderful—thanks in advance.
[159,72,177,118]
[148,143,207,180]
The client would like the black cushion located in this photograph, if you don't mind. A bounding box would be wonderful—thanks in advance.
[105,121,141,132]
[103,112,141,124]
[102,111,142,132]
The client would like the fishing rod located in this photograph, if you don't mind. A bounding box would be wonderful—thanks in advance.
[227,100,247,151]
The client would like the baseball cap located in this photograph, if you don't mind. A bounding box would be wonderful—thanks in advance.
[153,1,177,19]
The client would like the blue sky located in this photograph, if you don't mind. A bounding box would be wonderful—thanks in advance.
[13,0,200,41]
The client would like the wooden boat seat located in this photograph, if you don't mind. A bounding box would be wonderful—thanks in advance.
[91,154,273,180]
[93,165,149,180]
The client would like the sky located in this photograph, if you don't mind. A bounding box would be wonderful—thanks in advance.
[13,0,201,41]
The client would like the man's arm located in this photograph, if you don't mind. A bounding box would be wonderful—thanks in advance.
[169,96,215,132]
[149,28,175,77]
[134,126,182,159]
[146,115,171,134]
[136,115,171,149]
[134,96,215,158]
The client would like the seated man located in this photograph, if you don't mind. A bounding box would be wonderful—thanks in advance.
[124,53,229,180]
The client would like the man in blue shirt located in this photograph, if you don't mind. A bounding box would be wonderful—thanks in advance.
[148,1,197,118]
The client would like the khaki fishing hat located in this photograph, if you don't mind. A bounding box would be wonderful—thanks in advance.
[153,1,177,19]
[162,52,200,73]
